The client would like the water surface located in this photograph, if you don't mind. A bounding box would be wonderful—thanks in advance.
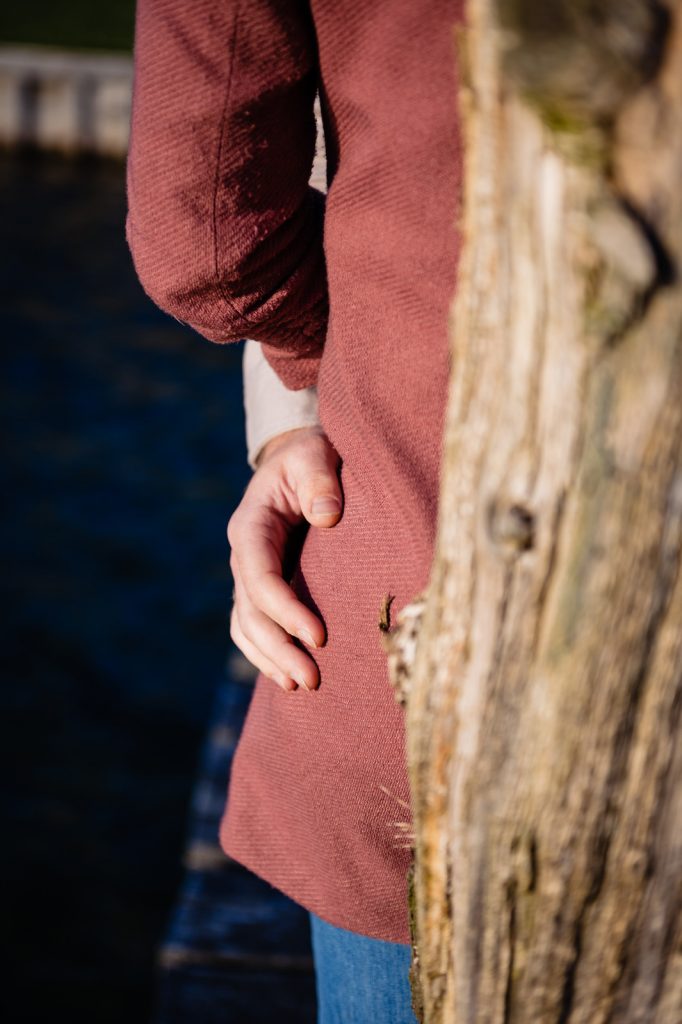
[1,151,251,1023]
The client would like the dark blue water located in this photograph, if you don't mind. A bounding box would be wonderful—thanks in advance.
[0,152,252,1023]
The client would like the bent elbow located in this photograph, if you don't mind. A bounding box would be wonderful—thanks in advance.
[125,213,245,343]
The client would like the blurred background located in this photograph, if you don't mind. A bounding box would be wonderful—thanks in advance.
[0,4,315,1022]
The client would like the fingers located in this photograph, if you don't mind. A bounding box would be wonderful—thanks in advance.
[230,605,297,692]
[231,574,320,691]
[226,427,343,687]
[230,510,326,648]
[290,438,343,529]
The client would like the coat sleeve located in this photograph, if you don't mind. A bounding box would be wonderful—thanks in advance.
[126,0,327,390]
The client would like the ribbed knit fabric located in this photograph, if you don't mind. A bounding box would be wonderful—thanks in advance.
[127,0,463,943]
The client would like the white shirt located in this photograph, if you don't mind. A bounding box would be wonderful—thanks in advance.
[242,340,321,470]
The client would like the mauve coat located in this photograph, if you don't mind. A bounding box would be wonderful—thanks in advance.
[127,0,463,942]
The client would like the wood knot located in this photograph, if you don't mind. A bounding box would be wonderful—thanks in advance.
[487,499,535,556]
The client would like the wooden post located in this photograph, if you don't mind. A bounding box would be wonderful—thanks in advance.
[394,2,682,1020]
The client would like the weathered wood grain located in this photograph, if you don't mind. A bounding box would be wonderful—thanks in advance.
[399,2,682,1021]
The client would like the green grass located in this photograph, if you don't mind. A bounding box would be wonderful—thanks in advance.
[0,1,136,53]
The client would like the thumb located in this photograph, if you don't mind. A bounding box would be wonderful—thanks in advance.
[296,446,344,528]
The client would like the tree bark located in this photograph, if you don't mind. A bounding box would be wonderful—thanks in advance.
[394,1,682,1020]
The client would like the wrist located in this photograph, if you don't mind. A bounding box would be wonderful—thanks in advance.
[255,425,325,469]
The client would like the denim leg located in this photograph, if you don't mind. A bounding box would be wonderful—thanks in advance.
[309,911,418,1024]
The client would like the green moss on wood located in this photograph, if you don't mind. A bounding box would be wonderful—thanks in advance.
[496,0,669,133]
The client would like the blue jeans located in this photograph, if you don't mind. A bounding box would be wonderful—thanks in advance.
[309,911,418,1024]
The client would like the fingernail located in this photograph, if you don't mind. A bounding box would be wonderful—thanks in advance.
[296,673,312,691]
[312,497,341,516]
[298,628,317,648]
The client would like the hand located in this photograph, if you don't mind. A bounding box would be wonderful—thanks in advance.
[227,425,343,691]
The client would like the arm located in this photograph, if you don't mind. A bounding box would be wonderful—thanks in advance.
[242,91,326,469]
[232,99,334,691]
[126,0,327,389]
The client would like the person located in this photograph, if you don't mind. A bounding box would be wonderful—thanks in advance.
[126,1,463,1019]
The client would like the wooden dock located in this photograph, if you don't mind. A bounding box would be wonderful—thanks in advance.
[153,654,316,1023]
